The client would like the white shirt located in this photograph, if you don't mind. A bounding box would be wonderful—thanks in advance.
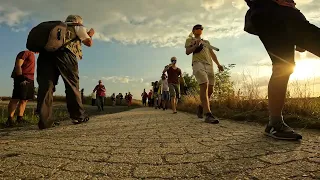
[162,79,169,92]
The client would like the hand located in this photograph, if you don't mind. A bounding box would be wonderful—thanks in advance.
[20,80,28,85]
[88,28,95,37]
[194,39,203,47]
[296,46,306,52]
[218,65,224,72]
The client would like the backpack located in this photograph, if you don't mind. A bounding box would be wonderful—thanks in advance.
[26,21,82,52]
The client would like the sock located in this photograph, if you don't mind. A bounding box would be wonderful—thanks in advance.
[205,112,212,117]
[17,116,23,122]
[269,116,284,126]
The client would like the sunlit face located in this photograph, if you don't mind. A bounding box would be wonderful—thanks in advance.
[193,27,203,36]
[291,58,320,80]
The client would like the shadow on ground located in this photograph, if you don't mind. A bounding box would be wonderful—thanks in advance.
[0,105,140,134]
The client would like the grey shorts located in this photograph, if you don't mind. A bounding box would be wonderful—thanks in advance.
[169,83,180,98]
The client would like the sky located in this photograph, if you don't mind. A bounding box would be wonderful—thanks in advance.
[1,0,320,98]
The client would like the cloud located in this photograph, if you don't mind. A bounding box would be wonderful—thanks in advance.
[1,0,319,48]
[81,76,89,79]
[0,0,248,47]
[0,5,29,31]
[101,76,143,84]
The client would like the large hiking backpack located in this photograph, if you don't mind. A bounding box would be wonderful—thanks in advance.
[26,21,81,52]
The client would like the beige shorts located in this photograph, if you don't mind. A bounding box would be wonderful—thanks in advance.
[192,61,215,85]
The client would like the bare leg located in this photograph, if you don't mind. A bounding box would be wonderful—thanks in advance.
[17,100,28,116]
[199,83,210,113]
[7,99,19,118]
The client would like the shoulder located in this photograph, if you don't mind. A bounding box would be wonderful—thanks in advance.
[185,38,193,47]
[17,51,31,60]
[203,39,210,44]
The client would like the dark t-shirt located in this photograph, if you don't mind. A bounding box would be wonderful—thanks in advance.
[245,0,295,8]
[13,51,35,81]
[167,67,181,84]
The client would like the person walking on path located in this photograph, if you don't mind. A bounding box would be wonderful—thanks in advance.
[243,0,316,140]
[119,93,124,105]
[163,57,184,114]
[141,89,148,106]
[153,81,160,109]
[91,91,96,106]
[6,50,37,127]
[148,90,153,107]
[111,93,116,106]
[185,24,224,124]
[36,15,93,129]
[160,74,170,110]
[93,80,106,111]
[128,92,133,107]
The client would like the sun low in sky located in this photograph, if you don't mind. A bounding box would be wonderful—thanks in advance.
[291,57,320,80]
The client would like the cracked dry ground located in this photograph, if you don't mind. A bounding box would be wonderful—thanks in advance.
[0,108,319,180]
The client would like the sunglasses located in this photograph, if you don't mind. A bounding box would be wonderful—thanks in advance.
[194,27,203,30]
[171,60,177,62]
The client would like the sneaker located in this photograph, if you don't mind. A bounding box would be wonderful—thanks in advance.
[72,119,81,124]
[16,116,29,125]
[72,116,90,125]
[204,113,219,124]
[5,118,15,127]
[197,105,204,119]
[265,123,302,140]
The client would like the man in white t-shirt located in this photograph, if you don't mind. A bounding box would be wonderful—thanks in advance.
[37,15,95,129]
[185,24,224,124]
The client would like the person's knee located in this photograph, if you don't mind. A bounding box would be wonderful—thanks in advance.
[272,64,294,77]
[9,99,19,104]
[199,82,209,92]
[19,100,28,105]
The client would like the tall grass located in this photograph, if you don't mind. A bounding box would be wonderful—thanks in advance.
[178,74,320,129]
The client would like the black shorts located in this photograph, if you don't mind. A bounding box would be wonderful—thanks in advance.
[12,79,35,100]
[245,1,320,66]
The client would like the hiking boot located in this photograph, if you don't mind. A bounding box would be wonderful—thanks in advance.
[72,116,90,125]
[16,116,29,126]
[5,117,15,127]
[265,123,302,140]
[197,105,204,119]
[204,113,219,124]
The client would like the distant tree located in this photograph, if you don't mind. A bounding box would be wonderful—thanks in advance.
[213,64,236,98]
[182,72,199,94]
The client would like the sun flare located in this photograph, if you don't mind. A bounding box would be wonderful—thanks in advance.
[290,59,320,80]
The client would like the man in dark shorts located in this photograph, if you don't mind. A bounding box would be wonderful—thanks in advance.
[244,0,319,140]
[141,89,148,106]
[6,50,37,127]
[163,57,184,114]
